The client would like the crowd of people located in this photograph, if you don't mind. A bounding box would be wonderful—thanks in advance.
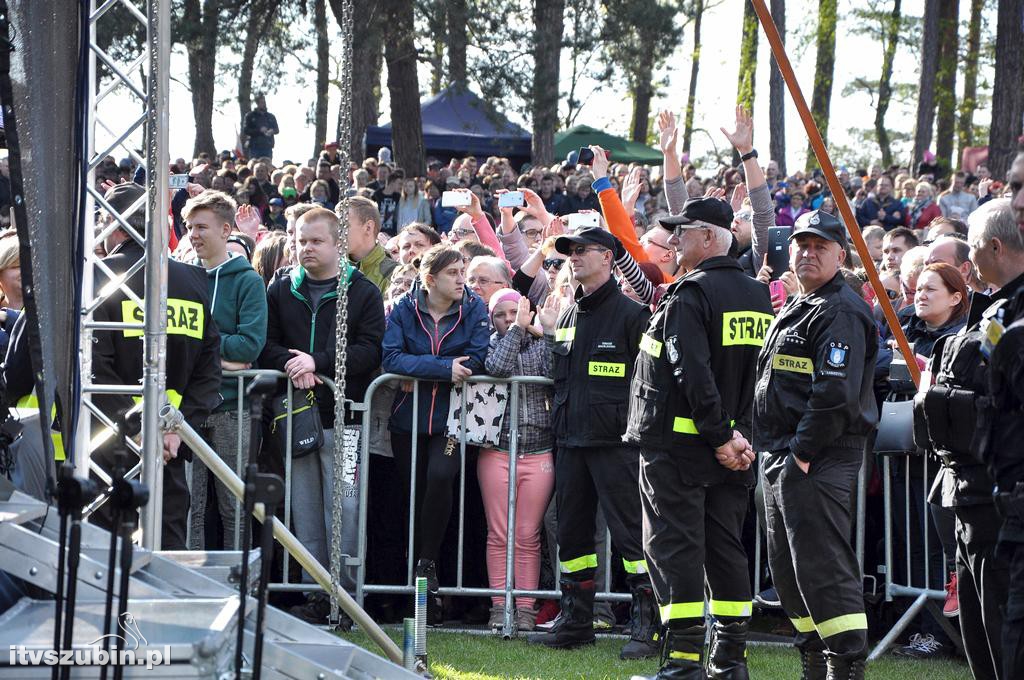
[8,96,1018,680]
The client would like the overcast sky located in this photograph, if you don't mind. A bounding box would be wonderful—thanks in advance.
[99,0,992,173]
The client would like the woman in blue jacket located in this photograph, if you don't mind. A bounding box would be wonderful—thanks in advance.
[382,243,490,595]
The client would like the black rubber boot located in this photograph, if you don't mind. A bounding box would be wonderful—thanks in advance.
[706,620,750,679]
[797,635,828,680]
[620,580,661,660]
[825,656,865,680]
[629,626,706,680]
[531,578,596,649]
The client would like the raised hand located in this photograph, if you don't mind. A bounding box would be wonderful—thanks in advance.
[730,184,748,213]
[622,167,644,214]
[235,203,262,238]
[537,293,562,334]
[704,186,727,201]
[521,188,549,221]
[657,110,679,157]
[721,106,754,155]
[513,296,532,329]
[453,188,483,219]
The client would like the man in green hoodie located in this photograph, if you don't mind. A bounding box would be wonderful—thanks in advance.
[183,190,269,549]
[343,195,397,294]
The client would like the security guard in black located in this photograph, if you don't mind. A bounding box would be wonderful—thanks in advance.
[753,210,877,677]
[535,226,656,658]
[626,197,773,677]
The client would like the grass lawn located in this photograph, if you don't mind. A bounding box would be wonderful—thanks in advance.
[341,629,971,679]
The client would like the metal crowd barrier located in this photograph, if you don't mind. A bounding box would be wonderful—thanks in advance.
[867,411,964,660]
[353,373,631,639]
[206,370,628,638]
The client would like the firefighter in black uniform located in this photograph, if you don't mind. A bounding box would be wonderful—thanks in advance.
[988,158,1024,680]
[753,211,877,680]
[625,197,772,680]
[531,226,657,659]
[91,183,221,549]
[917,197,1023,680]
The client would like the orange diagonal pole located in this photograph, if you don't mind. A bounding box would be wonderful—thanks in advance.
[749,0,920,386]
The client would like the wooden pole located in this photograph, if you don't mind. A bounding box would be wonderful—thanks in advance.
[749,0,920,386]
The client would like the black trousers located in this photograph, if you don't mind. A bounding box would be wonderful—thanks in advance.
[555,445,646,581]
[161,454,190,550]
[955,503,1008,680]
[391,433,461,563]
[1002,539,1024,680]
[640,447,750,627]
[762,449,866,660]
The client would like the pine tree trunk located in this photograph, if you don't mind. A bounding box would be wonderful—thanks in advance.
[313,0,330,157]
[331,0,384,162]
[934,0,959,172]
[531,0,565,166]
[184,0,220,158]
[768,0,786,175]
[874,0,900,168]
[681,0,704,155]
[912,2,940,172]
[987,0,1024,177]
[806,0,836,170]
[446,0,468,86]
[956,0,984,151]
[383,0,425,175]
[427,1,446,95]
[630,49,655,144]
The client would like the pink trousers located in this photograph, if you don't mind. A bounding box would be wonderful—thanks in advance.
[477,449,554,610]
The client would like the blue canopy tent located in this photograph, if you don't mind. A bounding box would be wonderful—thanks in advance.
[364,86,532,164]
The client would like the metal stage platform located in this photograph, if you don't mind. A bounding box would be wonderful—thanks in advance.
[0,480,415,679]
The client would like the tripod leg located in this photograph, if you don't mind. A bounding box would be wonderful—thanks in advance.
[100,504,121,680]
[51,511,68,680]
[235,469,254,680]
[112,518,133,680]
[59,518,83,680]
[252,512,275,680]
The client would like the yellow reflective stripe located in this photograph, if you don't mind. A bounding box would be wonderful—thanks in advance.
[668,651,700,661]
[130,389,183,409]
[52,432,64,462]
[121,298,205,339]
[672,417,735,435]
[16,394,38,409]
[622,559,648,574]
[816,613,868,639]
[659,601,704,622]
[708,599,752,617]
[639,333,663,358]
[772,353,814,374]
[721,311,773,346]
[790,616,816,633]
[588,361,625,377]
[560,553,598,573]
[555,327,576,342]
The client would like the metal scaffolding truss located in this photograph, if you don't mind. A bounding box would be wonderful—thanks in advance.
[79,0,169,549]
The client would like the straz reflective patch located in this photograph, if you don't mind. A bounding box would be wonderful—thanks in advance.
[121,299,205,339]
[639,334,663,357]
[722,311,773,346]
[588,361,626,377]
[772,353,813,374]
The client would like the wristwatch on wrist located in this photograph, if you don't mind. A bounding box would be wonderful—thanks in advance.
[740,149,758,162]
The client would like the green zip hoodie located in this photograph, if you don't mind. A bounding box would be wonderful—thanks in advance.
[202,253,268,410]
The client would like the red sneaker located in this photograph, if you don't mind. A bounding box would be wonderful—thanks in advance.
[535,598,560,626]
[943,571,959,618]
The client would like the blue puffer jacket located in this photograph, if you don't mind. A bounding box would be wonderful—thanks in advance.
[383,286,491,435]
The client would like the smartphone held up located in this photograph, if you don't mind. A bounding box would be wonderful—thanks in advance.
[441,190,473,208]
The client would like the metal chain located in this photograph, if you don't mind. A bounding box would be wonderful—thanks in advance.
[328,0,354,626]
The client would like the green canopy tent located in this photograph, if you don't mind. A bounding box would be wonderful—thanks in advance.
[553,124,664,165]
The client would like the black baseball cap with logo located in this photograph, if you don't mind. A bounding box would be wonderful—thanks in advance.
[657,197,734,232]
[555,226,619,255]
[790,210,847,246]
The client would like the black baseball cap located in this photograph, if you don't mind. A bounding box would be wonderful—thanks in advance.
[658,197,734,231]
[790,210,847,246]
[555,226,618,255]
[103,182,146,234]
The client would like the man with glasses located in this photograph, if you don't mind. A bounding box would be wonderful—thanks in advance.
[627,197,773,679]
[640,227,679,280]
[533,227,657,659]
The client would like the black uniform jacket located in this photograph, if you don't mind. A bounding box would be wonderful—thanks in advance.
[547,276,650,449]
[625,256,773,485]
[753,271,878,462]
[92,240,222,448]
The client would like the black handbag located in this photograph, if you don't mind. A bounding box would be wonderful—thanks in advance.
[269,390,324,459]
